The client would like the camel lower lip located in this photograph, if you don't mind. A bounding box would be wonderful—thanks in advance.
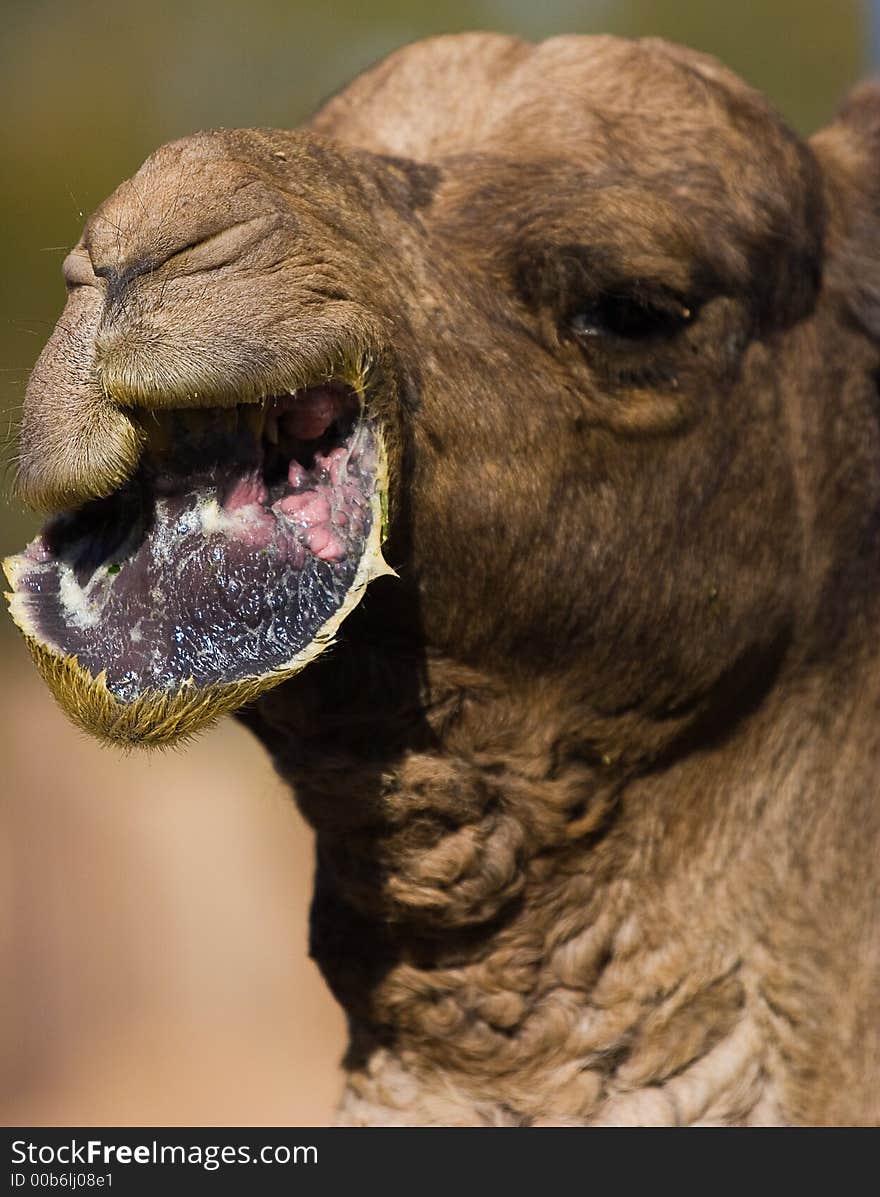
[4,383,392,744]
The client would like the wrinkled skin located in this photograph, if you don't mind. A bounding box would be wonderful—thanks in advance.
[12,34,880,1123]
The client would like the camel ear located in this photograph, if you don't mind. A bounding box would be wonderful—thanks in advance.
[812,81,880,191]
[811,82,880,338]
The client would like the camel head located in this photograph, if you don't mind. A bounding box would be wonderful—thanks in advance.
[11,33,874,750]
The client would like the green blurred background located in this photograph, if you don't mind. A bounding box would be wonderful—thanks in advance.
[0,0,870,1126]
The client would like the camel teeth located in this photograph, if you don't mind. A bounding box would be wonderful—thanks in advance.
[242,404,265,439]
[147,414,172,453]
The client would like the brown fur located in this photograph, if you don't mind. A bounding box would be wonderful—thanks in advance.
[13,33,880,1123]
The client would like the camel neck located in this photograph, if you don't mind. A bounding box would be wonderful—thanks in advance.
[249,642,880,1125]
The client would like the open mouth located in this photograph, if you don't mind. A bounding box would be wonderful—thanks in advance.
[4,379,391,745]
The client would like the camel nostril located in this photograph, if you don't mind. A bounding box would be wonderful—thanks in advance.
[87,215,281,313]
[94,259,155,309]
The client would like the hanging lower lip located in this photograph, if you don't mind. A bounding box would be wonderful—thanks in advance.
[4,375,394,746]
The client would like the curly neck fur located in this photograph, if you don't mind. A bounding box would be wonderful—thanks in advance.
[245,628,880,1127]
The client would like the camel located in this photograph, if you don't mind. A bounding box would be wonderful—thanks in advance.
[5,33,880,1125]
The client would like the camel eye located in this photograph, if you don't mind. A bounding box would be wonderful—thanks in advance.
[570,293,692,341]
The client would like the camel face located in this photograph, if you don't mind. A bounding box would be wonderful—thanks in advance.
[2,33,872,751]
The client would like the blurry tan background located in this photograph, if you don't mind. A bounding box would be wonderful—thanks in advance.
[0,0,868,1126]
